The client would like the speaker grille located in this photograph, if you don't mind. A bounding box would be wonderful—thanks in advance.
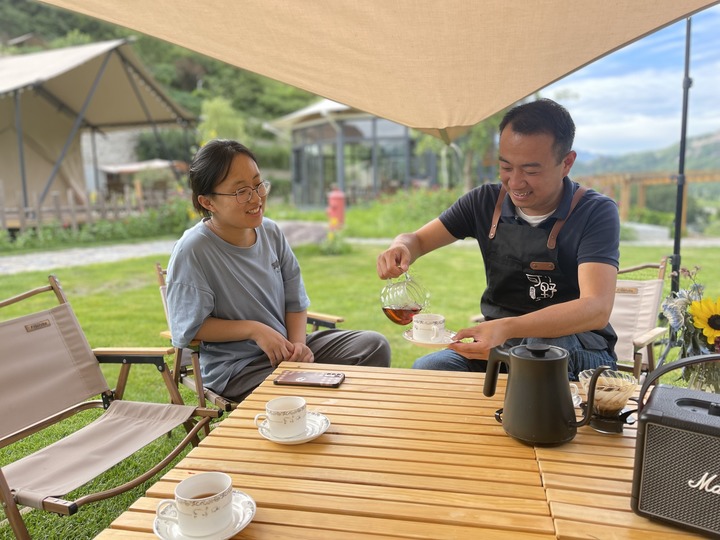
[638,423,720,534]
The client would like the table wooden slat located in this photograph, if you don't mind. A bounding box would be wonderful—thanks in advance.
[96,363,700,539]
[551,502,706,534]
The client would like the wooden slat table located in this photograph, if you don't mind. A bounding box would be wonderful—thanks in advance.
[97,363,701,539]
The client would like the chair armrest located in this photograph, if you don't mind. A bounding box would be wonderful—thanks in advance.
[307,311,345,329]
[159,330,201,347]
[632,326,668,349]
[93,347,175,359]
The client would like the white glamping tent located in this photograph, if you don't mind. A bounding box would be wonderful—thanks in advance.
[0,39,194,209]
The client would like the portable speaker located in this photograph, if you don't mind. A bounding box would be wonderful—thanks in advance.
[631,354,720,538]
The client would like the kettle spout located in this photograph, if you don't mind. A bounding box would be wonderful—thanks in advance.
[483,347,509,397]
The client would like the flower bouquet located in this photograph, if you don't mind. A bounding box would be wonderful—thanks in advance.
[661,266,720,393]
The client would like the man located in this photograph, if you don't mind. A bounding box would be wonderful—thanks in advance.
[376,99,619,380]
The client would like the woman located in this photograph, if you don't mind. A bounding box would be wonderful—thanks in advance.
[167,139,390,402]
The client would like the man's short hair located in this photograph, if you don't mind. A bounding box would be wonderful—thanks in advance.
[499,98,575,163]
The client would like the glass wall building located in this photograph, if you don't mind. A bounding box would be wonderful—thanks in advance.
[273,100,414,207]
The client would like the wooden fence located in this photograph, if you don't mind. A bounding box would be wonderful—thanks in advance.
[0,183,172,232]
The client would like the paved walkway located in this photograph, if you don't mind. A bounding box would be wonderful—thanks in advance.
[0,221,330,275]
[1,221,719,275]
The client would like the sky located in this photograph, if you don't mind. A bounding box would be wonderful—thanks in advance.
[542,4,720,157]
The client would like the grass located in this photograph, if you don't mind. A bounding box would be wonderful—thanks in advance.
[1,237,719,538]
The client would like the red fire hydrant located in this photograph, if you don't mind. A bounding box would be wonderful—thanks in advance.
[326,186,346,231]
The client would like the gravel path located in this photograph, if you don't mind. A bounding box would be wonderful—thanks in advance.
[1,221,718,275]
[0,221,330,275]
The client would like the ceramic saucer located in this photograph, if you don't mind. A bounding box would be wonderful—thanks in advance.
[402,328,457,349]
[153,489,256,540]
[257,411,330,445]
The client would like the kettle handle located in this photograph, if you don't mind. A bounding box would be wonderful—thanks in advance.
[572,365,611,427]
[483,347,508,397]
[636,353,720,413]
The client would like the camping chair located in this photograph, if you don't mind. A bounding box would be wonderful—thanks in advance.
[610,256,670,379]
[155,262,345,412]
[0,275,219,540]
[469,256,669,380]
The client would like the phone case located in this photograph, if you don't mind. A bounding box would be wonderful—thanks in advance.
[273,370,345,388]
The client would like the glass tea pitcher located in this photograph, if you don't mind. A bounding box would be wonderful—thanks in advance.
[380,272,430,325]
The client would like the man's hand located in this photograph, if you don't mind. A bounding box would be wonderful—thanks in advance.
[377,244,411,279]
[448,319,510,359]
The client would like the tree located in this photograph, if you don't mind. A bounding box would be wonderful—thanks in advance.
[413,108,510,191]
[196,97,248,145]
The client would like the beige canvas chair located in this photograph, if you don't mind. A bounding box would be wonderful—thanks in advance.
[0,275,219,540]
[610,256,669,379]
[469,256,669,379]
[155,262,345,412]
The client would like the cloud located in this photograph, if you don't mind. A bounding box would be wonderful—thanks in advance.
[541,6,720,156]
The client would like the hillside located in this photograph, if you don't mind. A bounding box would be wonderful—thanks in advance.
[572,130,720,175]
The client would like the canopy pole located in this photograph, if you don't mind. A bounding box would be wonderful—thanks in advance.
[13,90,29,209]
[91,129,100,193]
[671,17,692,295]
[39,49,113,205]
[117,53,181,181]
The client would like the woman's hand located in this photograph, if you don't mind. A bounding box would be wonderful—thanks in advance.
[254,326,295,367]
[286,342,315,363]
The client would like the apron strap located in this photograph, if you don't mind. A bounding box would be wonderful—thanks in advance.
[547,186,588,249]
[488,187,506,239]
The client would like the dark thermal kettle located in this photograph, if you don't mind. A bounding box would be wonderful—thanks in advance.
[483,343,610,446]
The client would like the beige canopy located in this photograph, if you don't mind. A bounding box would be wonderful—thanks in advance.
[0,39,194,207]
[39,0,719,143]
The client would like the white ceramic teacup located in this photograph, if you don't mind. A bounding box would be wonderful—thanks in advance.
[412,313,445,342]
[569,383,581,408]
[156,471,234,537]
[254,396,307,439]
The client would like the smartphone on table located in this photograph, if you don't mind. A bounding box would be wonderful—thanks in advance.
[273,370,345,388]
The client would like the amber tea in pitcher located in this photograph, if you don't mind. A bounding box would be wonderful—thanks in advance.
[380,272,429,325]
[382,304,423,325]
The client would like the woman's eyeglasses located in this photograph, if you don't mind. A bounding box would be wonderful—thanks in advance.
[210,181,271,204]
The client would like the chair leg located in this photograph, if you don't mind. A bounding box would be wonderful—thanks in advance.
[0,472,30,540]
[160,364,186,406]
[190,352,211,436]
[172,347,184,389]
[114,363,132,400]
[645,344,656,374]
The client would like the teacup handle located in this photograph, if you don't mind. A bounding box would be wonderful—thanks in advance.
[254,413,268,428]
[569,383,581,407]
[156,499,179,523]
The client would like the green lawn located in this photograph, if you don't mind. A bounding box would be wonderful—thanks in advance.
[1,241,718,539]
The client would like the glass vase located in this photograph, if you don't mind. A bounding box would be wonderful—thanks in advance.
[686,361,720,394]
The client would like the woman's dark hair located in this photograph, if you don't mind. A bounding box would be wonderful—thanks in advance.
[188,139,258,217]
[499,98,575,164]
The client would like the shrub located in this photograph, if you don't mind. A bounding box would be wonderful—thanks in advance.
[0,197,195,253]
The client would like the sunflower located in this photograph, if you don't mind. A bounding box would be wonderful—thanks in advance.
[690,297,720,344]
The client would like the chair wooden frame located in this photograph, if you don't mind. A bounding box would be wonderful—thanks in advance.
[0,275,220,540]
[155,263,345,412]
[611,256,669,379]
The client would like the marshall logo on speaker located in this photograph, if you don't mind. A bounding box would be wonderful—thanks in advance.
[631,353,720,538]
[688,472,720,495]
